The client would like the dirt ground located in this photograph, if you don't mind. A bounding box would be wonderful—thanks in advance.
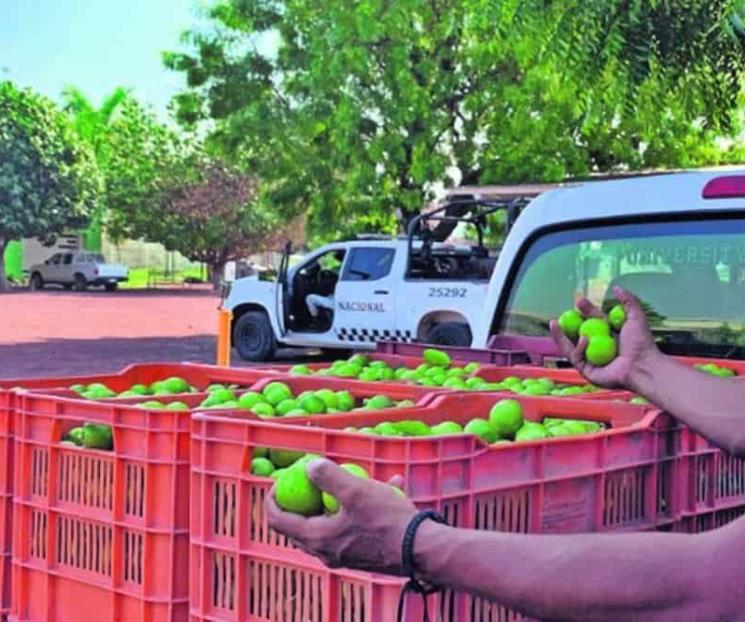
[0,289,318,379]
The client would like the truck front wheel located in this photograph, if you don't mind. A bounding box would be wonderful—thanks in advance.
[233,311,277,362]
[425,322,472,347]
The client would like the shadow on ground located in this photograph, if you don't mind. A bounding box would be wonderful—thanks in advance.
[0,336,330,380]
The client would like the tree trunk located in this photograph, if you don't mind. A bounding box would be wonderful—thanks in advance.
[0,237,8,292]
[208,261,226,291]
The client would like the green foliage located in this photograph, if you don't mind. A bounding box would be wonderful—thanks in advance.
[166,0,745,242]
[0,81,101,286]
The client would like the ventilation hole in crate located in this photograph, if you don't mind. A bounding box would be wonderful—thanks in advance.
[125,464,145,518]
[712,507,745,529]
[469,594,522,622]
[438,588,456,622]
[31,449,49,498]
[696,455,713,504]
[56,516,112,577]
[212,552,236,611]
[339,580,366,622]
[474,489,531,534]
[656,462,671,517]
[29,510,47,559]
[603,468,646,527]
[716,453,745,501]
[248,559,323,622]
[441,500,461,528]
[249,484,292,548]
[123,530,143,584]
[213,480,236,538]
[57,452,113,511]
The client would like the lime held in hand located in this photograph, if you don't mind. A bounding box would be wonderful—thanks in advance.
[558,309,584,341]
[322,463,369,514]
[585,335,618,367]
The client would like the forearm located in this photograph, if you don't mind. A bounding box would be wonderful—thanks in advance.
[414,523,721,621]
[630,351,745,456]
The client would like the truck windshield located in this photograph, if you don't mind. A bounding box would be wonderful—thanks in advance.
[495,216,745,359]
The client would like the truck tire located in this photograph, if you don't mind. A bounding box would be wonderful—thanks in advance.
[105,283,118,292]
[233,311,277,362]
[425,322,472,347]
[30,273,44,291]
[73,273,88,291]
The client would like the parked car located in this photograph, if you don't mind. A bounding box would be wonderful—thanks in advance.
[29,252,129,291]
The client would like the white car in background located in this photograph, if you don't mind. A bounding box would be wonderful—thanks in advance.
[29,251,129,291]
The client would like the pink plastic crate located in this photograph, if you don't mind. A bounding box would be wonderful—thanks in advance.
[189,393,676,621]
[10,391,195,622]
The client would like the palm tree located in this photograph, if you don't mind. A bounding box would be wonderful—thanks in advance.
[61,87,130,251]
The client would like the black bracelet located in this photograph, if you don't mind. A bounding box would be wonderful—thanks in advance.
[401,510,448,586]
[397,510,449,622]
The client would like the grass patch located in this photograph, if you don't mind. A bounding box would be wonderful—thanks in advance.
[120,266,207,289]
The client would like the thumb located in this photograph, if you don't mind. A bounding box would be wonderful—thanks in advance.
[306,458,362,502]
[613,286,646,321]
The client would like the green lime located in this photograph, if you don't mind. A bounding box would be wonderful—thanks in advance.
[238,391,266,410]
[254,446,269,459]
[129,384,150,395]
[211,388,237,405]
[166,401,189,411]
[164,377,190,393]
[335,391,356,412]
[251,402,276,418]
[608,304,627,331]
[424,348,452,368]
[251,457,275,476]
[373,422,401,436]
[139,400,165,409]
[67,427,85,445]
[290,365,313,375]
[358,427,377,435]
[262,382,293,406]
[489,399,524,437]
[464,418,499,443]
[366,395,394,410]
[395,420,432,436]
[515,422,550,441]
[82,423,113,450]
[464,362,481,374]
[322,463,369,514]
[274,462,323,516]
[69,384,85,394]
[396,399,415,408]
[269,448,305,468]
[465,377,487,390]
[430,421,463,435]
[585,335,617,366]
[314,389,339,410]
[579,318,611,339]
[558,309,584,340]
[276,399,300,416]
[299,394,326,414]
[206,384,226,393]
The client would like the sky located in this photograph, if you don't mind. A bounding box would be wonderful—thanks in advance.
[1,0,201,115]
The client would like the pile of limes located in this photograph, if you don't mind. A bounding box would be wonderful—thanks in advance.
[70,376,198,400]
[557,304,627,366]
[196,381,412,417]
[694,363,736,377]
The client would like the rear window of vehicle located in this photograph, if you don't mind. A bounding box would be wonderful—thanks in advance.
[77,253,105,263]
[342,248,395,281]
[494,216,745,358]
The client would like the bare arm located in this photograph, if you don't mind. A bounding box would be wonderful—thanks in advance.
[268,460,745,621]
[550,287,745,457]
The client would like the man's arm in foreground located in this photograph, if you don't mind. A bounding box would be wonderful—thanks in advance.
[551,287,745,457]
[268,460,745,622]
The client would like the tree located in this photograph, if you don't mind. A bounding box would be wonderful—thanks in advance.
[154,160,281,287]
[62,86,129,251]
[165,0,745,241]
[0,81,101,289]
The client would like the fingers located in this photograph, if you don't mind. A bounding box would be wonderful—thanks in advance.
[576,297,603,318]
[265,489,310,539]
[569,336,588,370]
[388,474,404,488]
[550,319,576,359]
[613,287,646,322]
[306,458,365,503]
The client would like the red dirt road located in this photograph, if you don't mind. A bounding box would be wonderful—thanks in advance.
[1,289,219,344]
[0,289,320,379]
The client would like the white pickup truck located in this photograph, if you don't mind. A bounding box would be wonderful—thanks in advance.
[472,168,745,357]
[29,252,129,292]
[225,169,745,362]
[223,197,518,360]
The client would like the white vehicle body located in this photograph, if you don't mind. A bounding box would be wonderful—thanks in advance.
[224,235,496,360]
[474,168,745,355]
[29,251,129,291]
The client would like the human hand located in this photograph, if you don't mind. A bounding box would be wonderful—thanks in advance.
[549,286,660,390]
[266,459,417,576]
